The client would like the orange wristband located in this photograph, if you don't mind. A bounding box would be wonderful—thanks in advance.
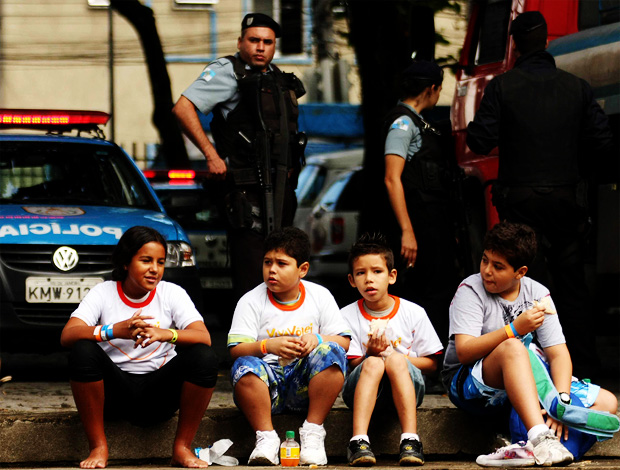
[505,324,515,339]
[260,339,268,355]
[93,325,103,342]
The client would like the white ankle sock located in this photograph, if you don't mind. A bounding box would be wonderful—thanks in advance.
[401,433,420,443]
[351,434,370,443]
[527,424,549,442]
[302,420,324,431]
[259,429,279,439]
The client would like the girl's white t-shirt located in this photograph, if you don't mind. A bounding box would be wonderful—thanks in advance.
[71,280,203,374]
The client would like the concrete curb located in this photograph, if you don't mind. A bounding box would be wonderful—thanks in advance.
[1,406,619,464]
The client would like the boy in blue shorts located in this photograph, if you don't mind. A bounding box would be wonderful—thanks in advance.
[442,221,617,467]
[228,227,351,466]
[341,234,443,466]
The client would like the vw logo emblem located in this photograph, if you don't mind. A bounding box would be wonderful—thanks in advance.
[53,246,79,271]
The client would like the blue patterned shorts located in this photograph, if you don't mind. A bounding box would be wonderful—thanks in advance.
[230,341,347,413]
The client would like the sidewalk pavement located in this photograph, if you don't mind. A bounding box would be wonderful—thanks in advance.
[1,332,619,466]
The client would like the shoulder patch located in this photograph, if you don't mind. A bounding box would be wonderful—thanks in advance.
[200,67,217,82]
[390,117,411,131]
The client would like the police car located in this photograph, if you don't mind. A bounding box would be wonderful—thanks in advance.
[0,109,202,350]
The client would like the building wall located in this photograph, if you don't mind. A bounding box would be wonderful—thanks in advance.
[0,0,465,161]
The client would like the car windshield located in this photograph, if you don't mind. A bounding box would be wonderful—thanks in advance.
[0,141,159,209]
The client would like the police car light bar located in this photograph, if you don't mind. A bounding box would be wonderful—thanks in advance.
[0,109,110,127]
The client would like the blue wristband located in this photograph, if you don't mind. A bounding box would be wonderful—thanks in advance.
[103,324,114,341]
[316,334,323,345]
[509,322,519,338]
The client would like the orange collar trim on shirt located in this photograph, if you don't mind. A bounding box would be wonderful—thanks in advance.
[116,281,157,308]
[267,282,306,311]
[357,295,400,321]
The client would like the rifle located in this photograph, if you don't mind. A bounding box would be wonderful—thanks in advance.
[253,130,276,235]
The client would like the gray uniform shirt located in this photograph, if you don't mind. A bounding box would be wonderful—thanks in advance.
[442,274,566,387]
[181,53,274,120]
[384,101,423,161]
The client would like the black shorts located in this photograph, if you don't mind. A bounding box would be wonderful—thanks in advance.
[69,340,218,425]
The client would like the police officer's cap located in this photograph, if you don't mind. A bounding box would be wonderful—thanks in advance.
[242,13,281,38]
[510,11,547,36]
[402,60,444,83]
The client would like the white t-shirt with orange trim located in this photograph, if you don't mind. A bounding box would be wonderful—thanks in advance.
[340,295,443,360]
[227,280,351,365]
[71,280,204,374]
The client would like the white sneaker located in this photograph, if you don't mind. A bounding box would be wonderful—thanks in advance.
[248,430,280,466]
[299,423,327,465]
[531,430,573,466]
[475,441,535,467]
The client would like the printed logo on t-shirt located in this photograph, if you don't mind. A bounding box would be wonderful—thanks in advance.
[267,323,313,338]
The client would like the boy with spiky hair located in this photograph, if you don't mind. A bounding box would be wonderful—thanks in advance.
[341,233,443,466]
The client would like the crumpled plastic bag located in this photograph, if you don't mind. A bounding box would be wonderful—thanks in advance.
[194,439,239,466]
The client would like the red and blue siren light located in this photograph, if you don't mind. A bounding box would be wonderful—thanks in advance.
[0,109,110,126]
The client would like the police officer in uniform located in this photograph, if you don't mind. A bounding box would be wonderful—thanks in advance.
[173,13,306,308]
[384,61,459,346]
[466,11,613,378]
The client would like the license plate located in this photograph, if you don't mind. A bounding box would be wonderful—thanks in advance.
[25,277,104,303]
[200,276,233,290]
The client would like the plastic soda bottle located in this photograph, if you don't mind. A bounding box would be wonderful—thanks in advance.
[280,430,300,466]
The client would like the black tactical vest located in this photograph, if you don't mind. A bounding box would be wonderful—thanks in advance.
[210,56,305,173]
[383,104,452,198]
[495,67,585,186]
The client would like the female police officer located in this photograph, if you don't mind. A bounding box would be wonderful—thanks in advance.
[384,61,458,346]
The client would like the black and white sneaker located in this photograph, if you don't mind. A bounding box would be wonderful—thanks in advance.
[347,438,376,466]
[399,438,424,466]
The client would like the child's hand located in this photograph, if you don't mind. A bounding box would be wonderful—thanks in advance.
[542,409,569,441]
[268,336,304,359]
[513,305,545,335]
[124,309,155,340]
[366,332,390,357]
[298,333,320,357]
[133,327,171,349]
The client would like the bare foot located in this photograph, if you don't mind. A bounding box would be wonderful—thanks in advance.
[80,446,108,469]
[172,446,209,468]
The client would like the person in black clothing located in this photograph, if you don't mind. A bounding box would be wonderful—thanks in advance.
[384,61,459,346]
[466,11,613,378]
[173,13,306,309]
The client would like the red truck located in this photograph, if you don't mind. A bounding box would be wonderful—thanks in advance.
[452,0,619,296]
